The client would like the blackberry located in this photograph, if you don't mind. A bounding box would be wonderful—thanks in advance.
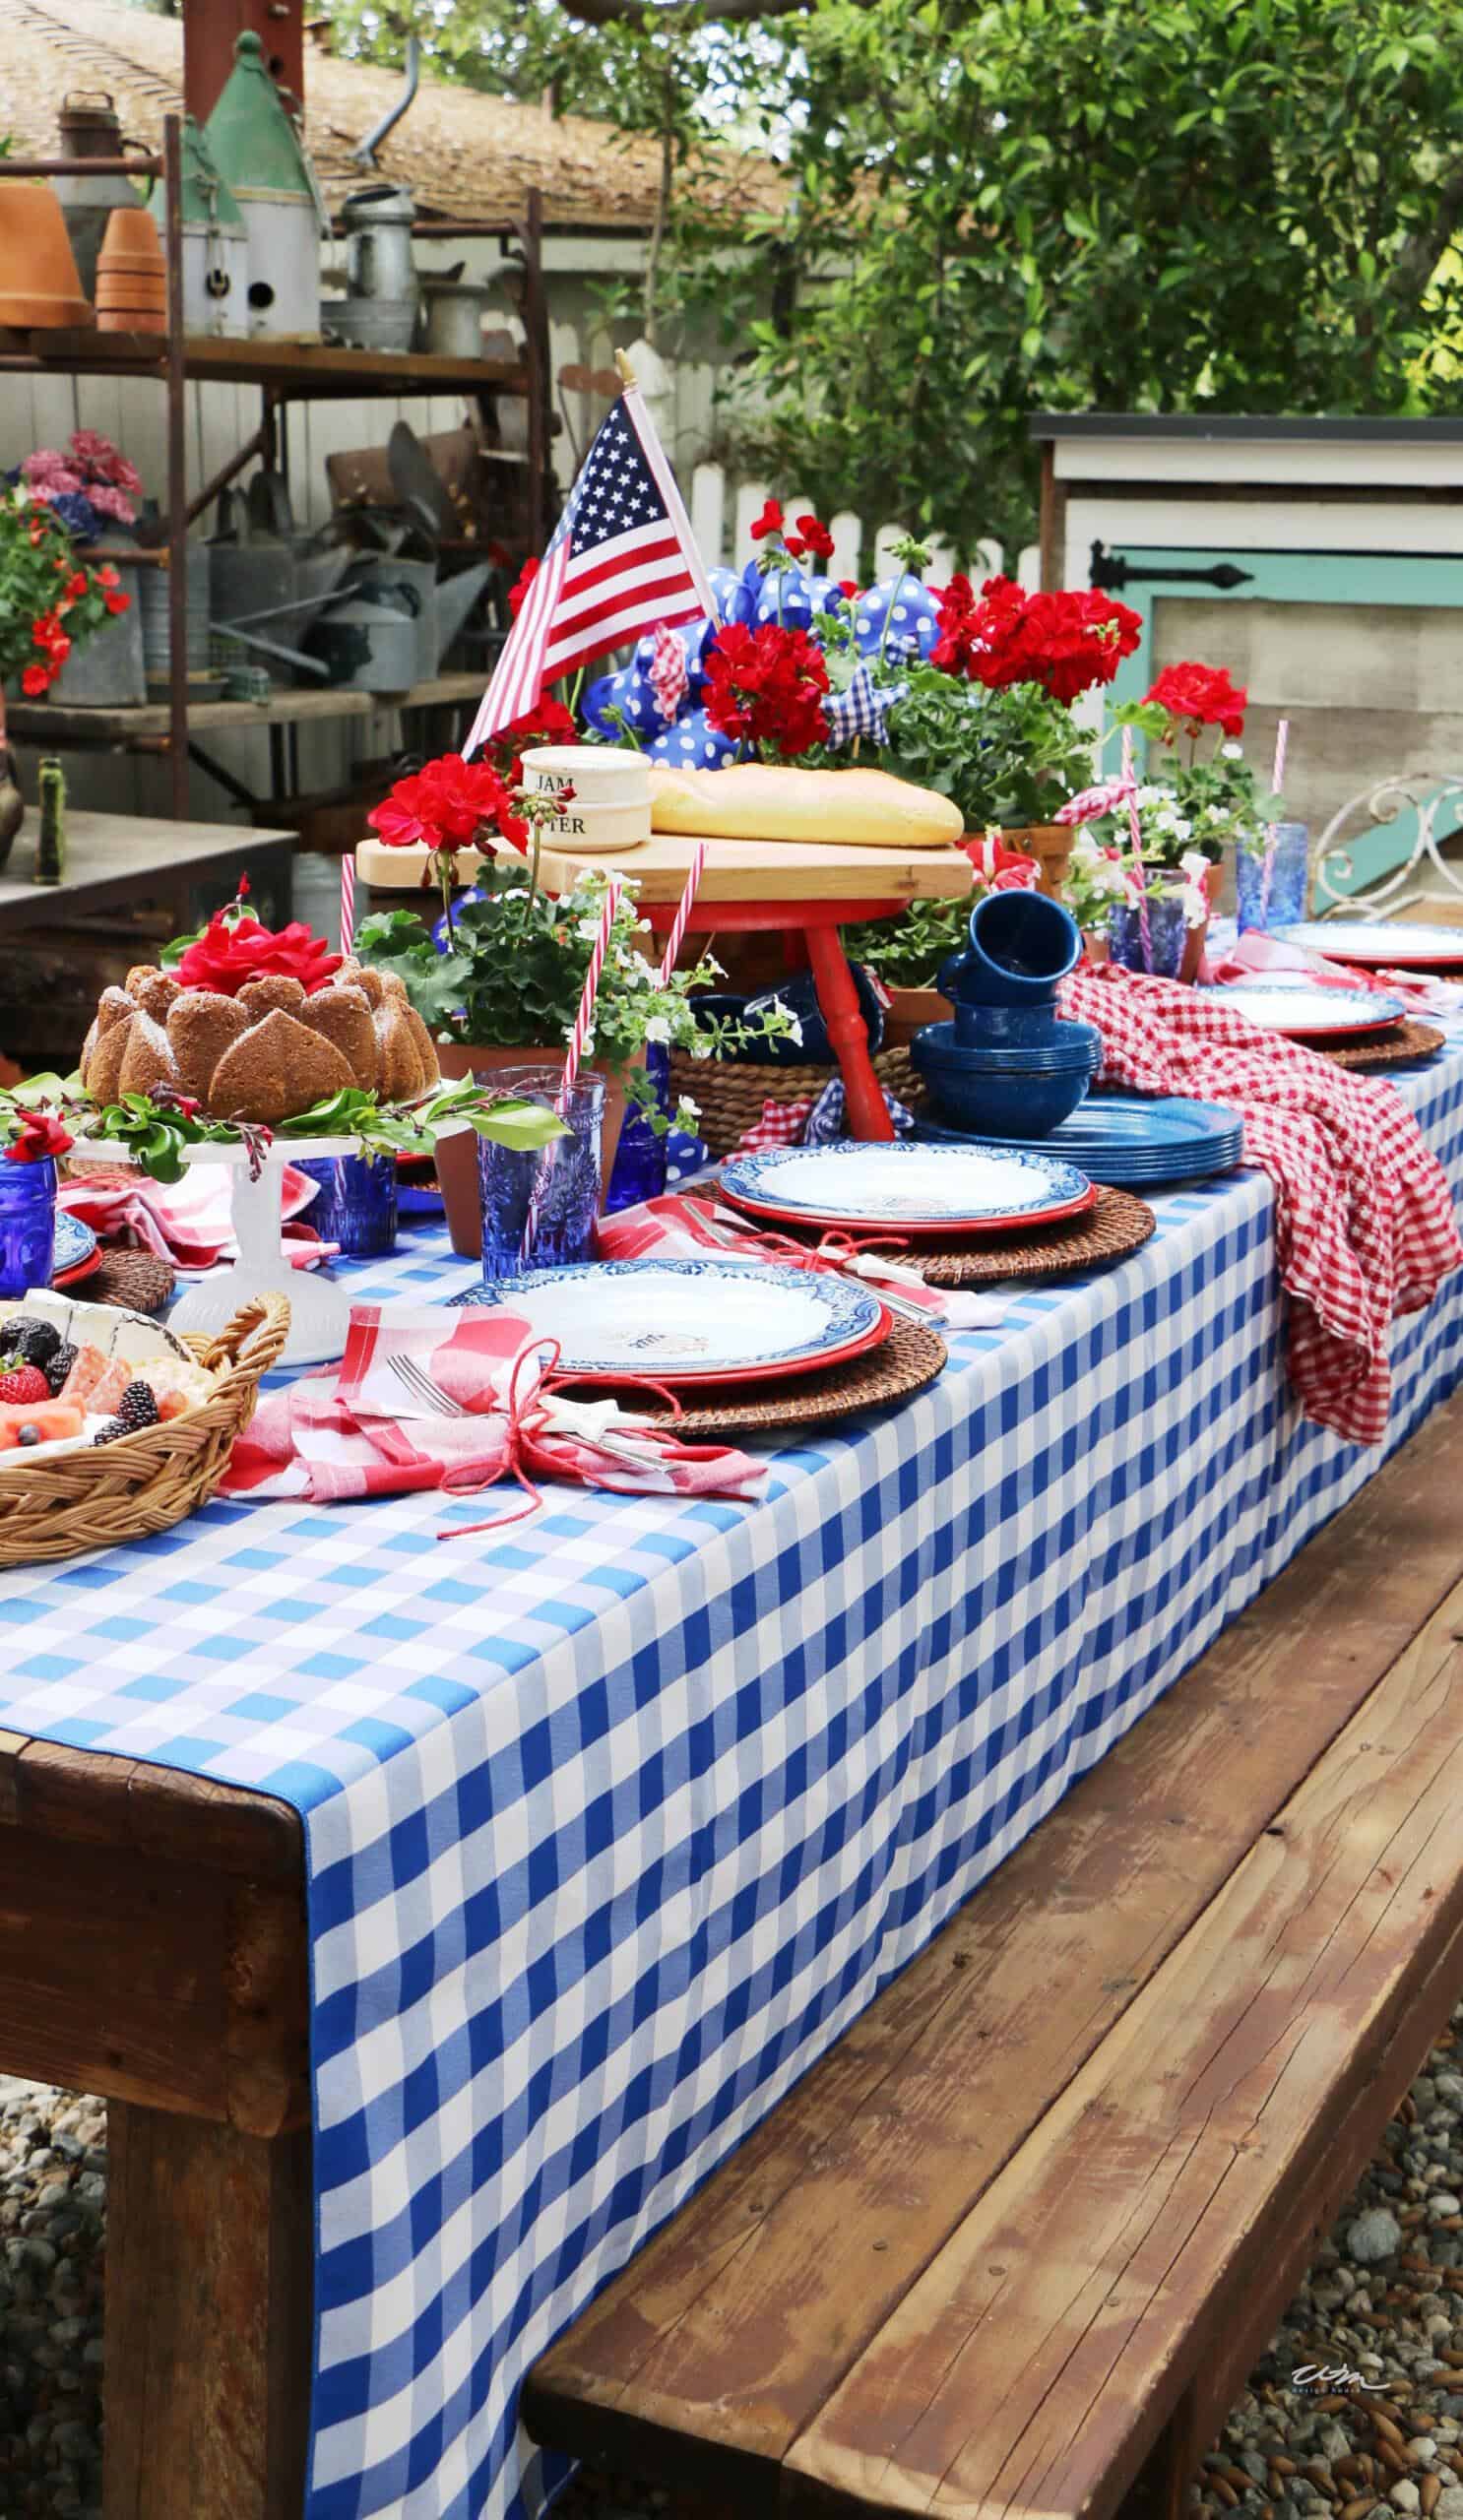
[92,1418,127,1446]
[43,1343,76,1398]
[115,1381,159,1434]
[5,1318,60,1368]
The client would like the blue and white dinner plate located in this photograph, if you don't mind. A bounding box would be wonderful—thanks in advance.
[1197,981,1407,1039]
[719,1141,1097,1237]
[1275,918,1463,971]
[471,1258,890,1387]
[913,1094,1244,1187]
[51,1214,98,1281]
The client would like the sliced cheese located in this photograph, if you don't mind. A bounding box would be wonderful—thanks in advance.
[648,763,965,850]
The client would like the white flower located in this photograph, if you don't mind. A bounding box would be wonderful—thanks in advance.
[643,1015,671,1046]
[675,1095,700,1124]
[1221,740,1243,760]
[577,915,603,942]
[767,995,803,1046]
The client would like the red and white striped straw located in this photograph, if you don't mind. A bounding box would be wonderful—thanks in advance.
[658,844,706,985]
[1259,718,1291,922]
[521,878,622,1263]
[340,850,356,957]
[1120,727,1154,973]
[560,878,621,1110]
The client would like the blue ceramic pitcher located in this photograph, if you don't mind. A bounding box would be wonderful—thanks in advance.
[938,890,1083,1044]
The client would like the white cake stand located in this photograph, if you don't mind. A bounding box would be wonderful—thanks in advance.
[69,1137,357,1368]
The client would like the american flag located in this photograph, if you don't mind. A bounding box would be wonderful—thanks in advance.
[466,384,715,755]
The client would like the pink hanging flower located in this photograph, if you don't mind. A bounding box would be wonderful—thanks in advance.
[649,622,690,725]
[88,482,137,524]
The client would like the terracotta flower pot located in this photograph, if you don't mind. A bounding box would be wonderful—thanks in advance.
[881,982,953,1049]
[432,1040,634,1260]
[994,824,1075,901]
[0,186,94,329]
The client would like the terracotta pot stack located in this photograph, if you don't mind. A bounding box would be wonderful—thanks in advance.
[95,206,166,334]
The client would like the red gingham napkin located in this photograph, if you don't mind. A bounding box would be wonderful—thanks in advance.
[1060,965,1463,1444]
[221,1302,766,1513]
[730,1096,816,1158]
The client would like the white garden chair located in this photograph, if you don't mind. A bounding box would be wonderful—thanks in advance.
[1312,773,1463,918]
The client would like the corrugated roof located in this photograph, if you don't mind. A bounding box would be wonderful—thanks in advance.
[0,0,785,232]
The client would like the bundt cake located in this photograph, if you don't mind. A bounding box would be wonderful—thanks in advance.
[80,956,440,1126]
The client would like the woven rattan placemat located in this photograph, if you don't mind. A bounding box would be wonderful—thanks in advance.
[560,1315,948,1440]
[1319,1021,1446,1071]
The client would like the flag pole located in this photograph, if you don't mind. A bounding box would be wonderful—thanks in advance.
[614,347,638,389]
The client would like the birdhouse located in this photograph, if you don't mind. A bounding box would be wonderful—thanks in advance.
[205,32,325,340]
[156,116,250,339]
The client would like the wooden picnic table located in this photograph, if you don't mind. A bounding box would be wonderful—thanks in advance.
[0,812,295,937]
[0,1733,311,2520]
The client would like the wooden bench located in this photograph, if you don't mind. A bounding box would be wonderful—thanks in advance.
[526,1387,1463,2520]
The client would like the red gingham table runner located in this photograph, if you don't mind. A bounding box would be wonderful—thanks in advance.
[1061,964,1463,1444]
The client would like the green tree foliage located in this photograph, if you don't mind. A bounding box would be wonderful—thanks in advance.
[322,0,1463,553]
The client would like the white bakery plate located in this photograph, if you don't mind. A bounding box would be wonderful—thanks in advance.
[1275,918,1463,969]
[719,1142,1096,1235]
[477,1258,890,1386]
[1198,982,1407,1039]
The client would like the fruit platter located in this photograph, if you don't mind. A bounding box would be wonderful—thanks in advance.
[0,1288,289,1568]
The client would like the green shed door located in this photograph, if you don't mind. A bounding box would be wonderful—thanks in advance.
[1097,545,1463,895]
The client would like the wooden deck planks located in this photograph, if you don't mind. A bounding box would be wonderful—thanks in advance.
[785,1569,1463,2520]
[525,1390,1463,2508]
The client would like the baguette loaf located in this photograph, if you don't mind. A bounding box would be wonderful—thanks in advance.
[648,762,964,850]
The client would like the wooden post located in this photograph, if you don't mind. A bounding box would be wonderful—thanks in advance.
[1038,438,1064,591]
[183,0,305,122]
[105,2107,313,2520]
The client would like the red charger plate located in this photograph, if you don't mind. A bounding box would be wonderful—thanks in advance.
[719,1175,1100,1240]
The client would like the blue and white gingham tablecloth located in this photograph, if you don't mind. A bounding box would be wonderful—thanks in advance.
[2,1040,1463,2519]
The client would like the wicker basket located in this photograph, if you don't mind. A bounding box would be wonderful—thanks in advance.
[0,1292,289,1567]
[670,1049,916,1158]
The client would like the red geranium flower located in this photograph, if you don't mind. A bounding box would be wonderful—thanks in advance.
[795,513,836,564]
[508,555,539,622]
[838,578,860,600]
[174,914,343,998]
[703,621,830,758]
[962,834,1042,892]
[4,1109,73,1165]
[748,498,785,542]
[1144,661,1247,739]
[21,663,52,697]
[368,752,529,860]
[933,575,1142,703]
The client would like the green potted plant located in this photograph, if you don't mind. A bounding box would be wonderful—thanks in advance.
[359,751,733,1254]
[0,483,130,867]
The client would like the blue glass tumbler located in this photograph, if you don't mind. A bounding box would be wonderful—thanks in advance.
[1238,824,1309,933]
[0,1158,57,1300]
[1108,892,1189,979]
[604,1042,670,1215]
[293,1153,399,1259]
[477,1067,604,1286]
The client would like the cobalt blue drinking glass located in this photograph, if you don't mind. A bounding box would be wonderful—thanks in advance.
[604,1042,669,1214]
[1237,824,1309,933]
[293,1153,399,1259]
[477,1068,604,1286]
[0,1158,57,1300]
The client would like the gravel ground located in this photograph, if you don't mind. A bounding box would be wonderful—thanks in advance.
[2,2001,1461,2519]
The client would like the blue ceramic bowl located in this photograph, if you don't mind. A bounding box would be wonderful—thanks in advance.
[911,1021,1099,1139]
[950,997,1065,1048]
[917,1020,1101,1073]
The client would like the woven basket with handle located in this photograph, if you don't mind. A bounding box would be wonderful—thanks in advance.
[670,1049,919,1160]
[0,1292,289,1567]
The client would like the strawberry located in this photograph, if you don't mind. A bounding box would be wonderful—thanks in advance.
[0,1364,50,1408]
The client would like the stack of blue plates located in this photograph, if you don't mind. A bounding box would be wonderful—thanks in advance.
[913,1093,1244,1188]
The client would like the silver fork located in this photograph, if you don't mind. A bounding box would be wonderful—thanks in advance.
[389,1353,468,1418]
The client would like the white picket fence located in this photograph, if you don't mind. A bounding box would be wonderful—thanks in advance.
[685,461,1041,591]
